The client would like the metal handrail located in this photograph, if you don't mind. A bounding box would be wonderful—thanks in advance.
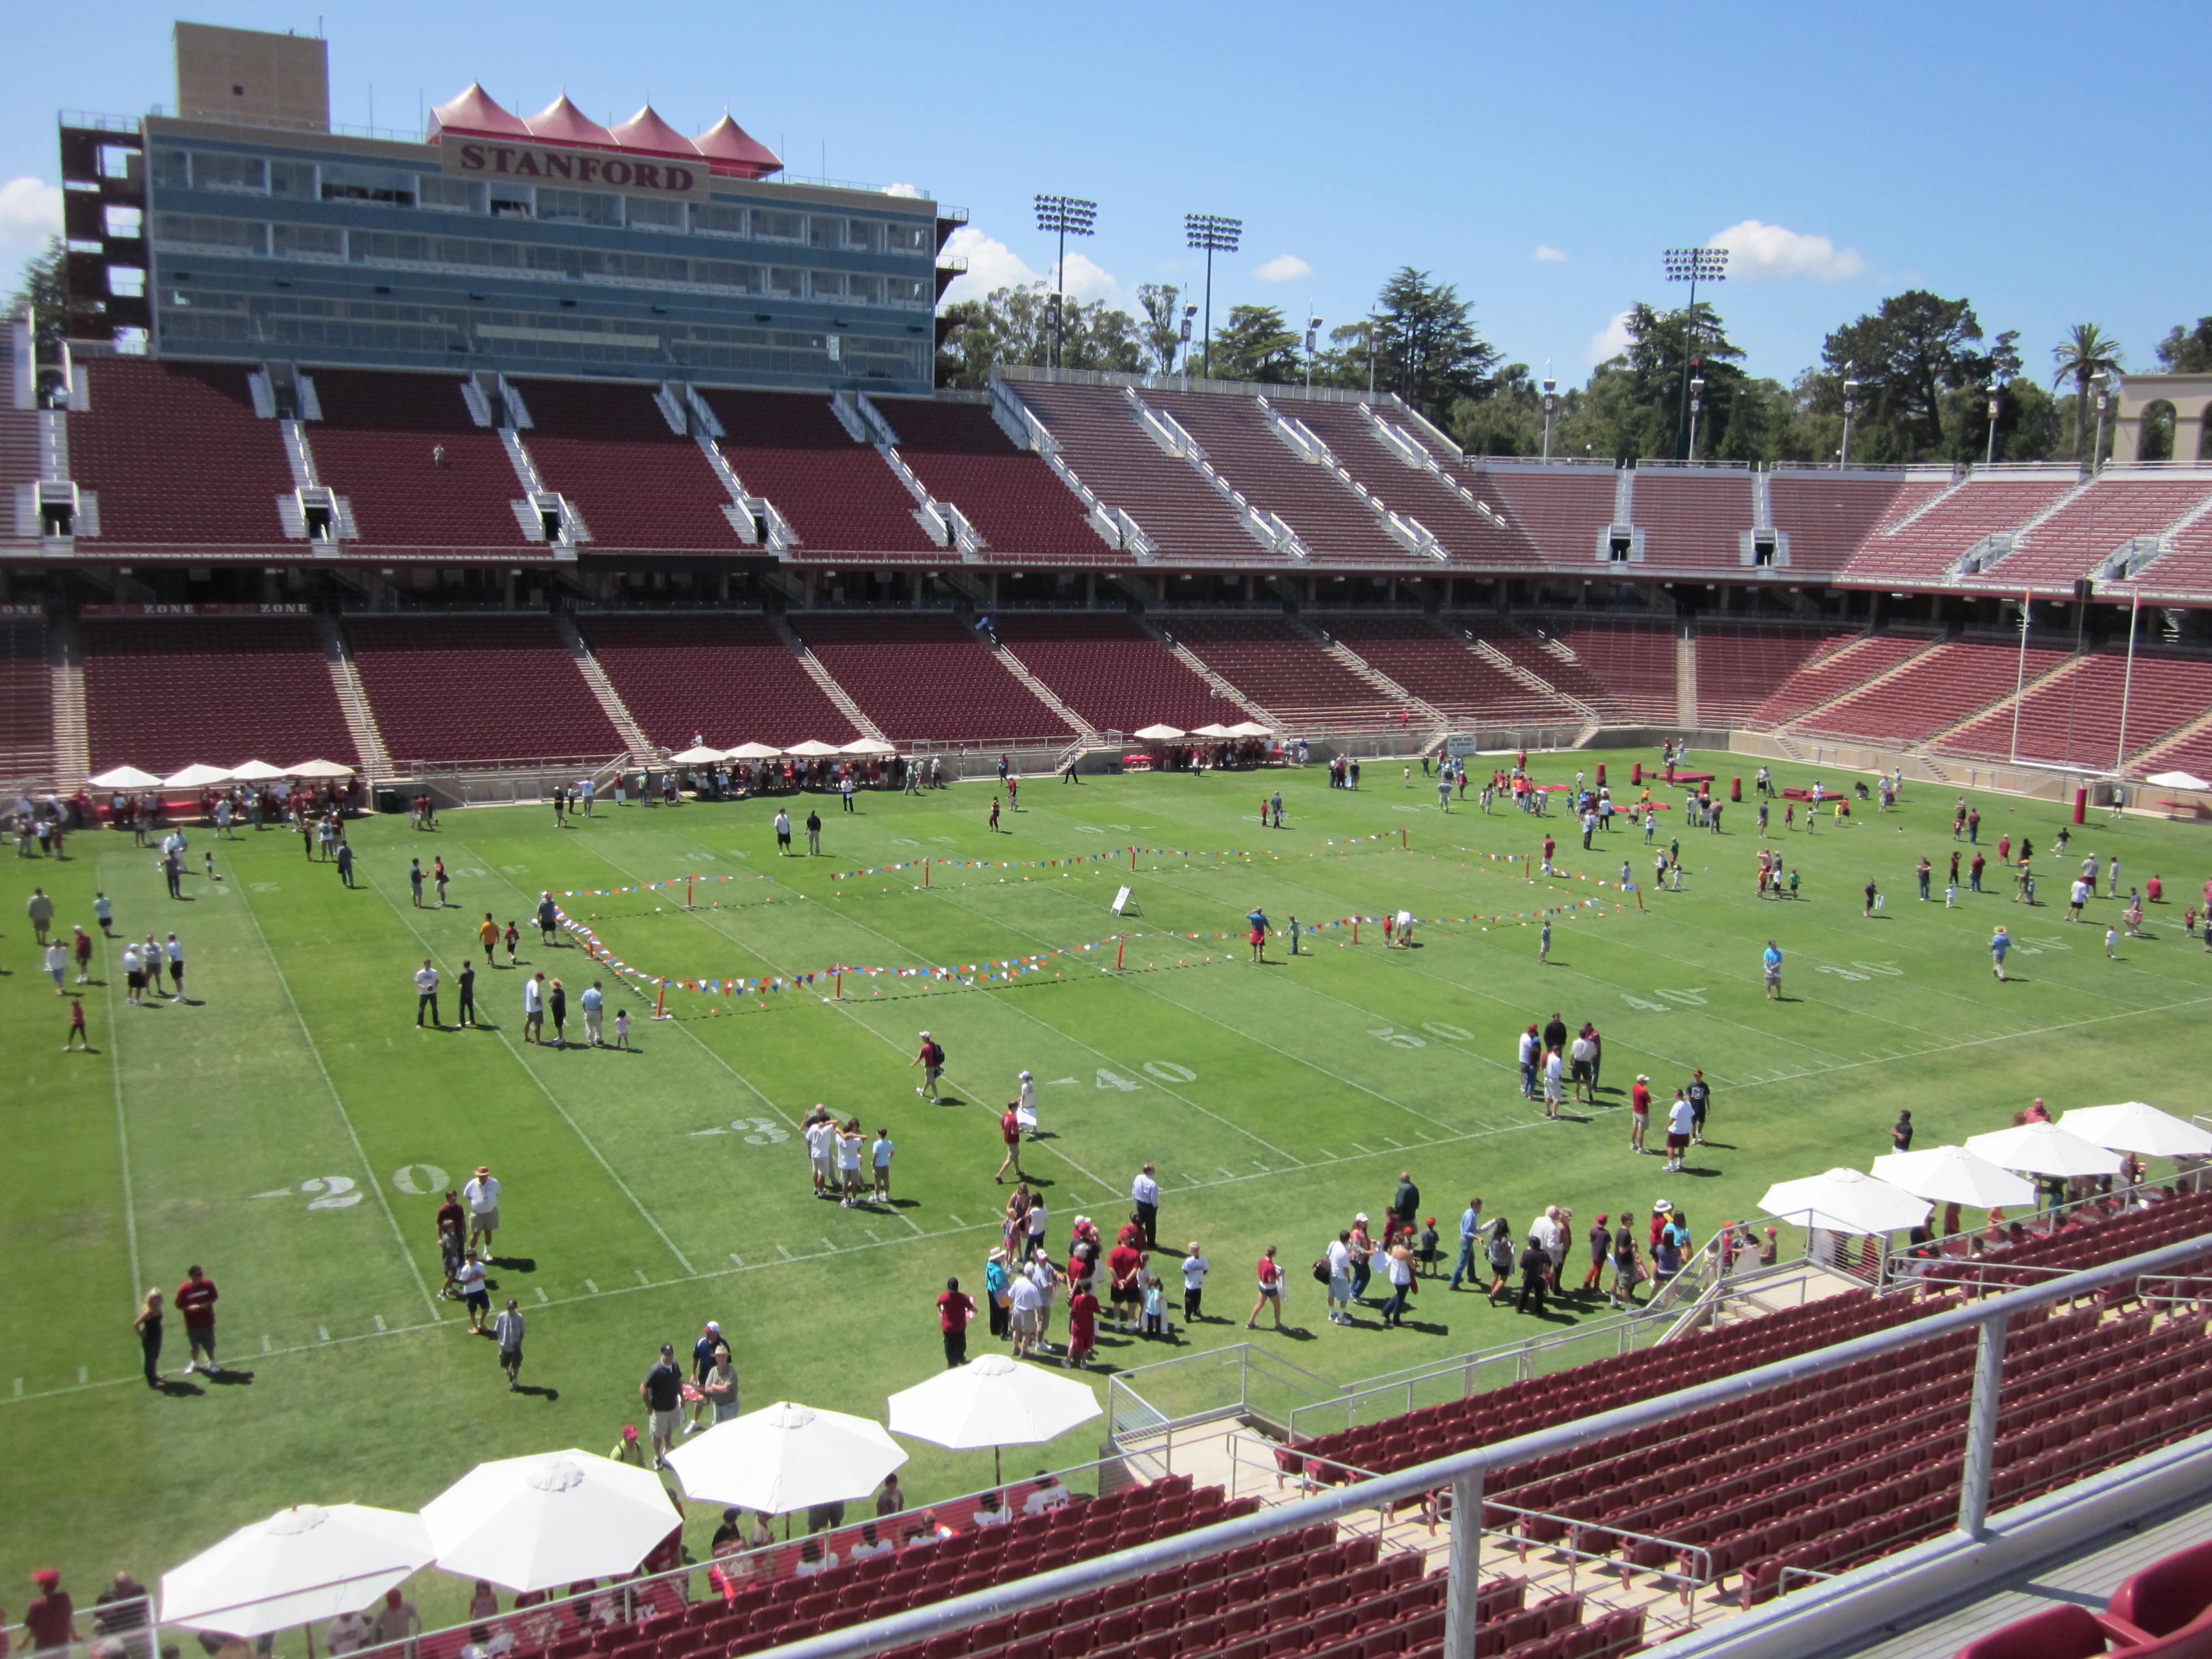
[760,1232,2212,1659]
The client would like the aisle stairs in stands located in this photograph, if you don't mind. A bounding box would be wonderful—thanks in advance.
[765,614,892,745]
[1130,615,1279,728]
[1677,627,1698,727]
[1291,615,1446,726]
[48,613,88,784]
[1922,651,2087,749]
[1469,633,1601,733]
[1780,634,1948,731]
[554,615,651,758]
[979,629,1099,744]
[316,616,392,779]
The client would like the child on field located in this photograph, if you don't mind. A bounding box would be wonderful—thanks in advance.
[615,1007,632,1049]
[504,921,519,966]
[1419,1217,1442,1279]
[1141,1264,1166,1338]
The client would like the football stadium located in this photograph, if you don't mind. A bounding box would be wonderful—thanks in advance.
[9,19,2212,1659]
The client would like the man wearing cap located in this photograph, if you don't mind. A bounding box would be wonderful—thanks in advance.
[1131,1162,1160,1249]
[687,1321,726,1433]
[640,1343,685,1468]
[25,1571,76,1651]
[1687,1070,1712,1145]
[176,1264,220,1375]
[463,1166,501,1254]
[911,1031,945,1102]
[611,1423,649,1467]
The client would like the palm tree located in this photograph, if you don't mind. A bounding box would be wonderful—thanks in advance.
[2051,324,2124,463]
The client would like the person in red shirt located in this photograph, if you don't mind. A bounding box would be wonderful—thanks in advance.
[936,1277,976,1369]
[25,1570,76,1651]
[2147,874,2163,904]
[1629,1076,1652,1155]
[1107,1240,1143,1334]
[1246,1245,1285,1332]
[176,1265,219,1375]
[1542,835,1556,873]
[1066,1284,1099,1369]
[994,1105,1024,1185]
[988,796,1001,833]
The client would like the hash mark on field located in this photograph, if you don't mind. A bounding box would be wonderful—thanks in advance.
[864,1228,881,1242]
[76,1366,88,1385]
[729,1254,744,1269]
[1351,1142,1373,1155]
[317,1325,330,1343]
[947,1215,966,1228]
[776,1245,794,1260]
[585,1279,599,1294]
[374,1314,387,1333]
[821,1237,838,1253]
[261,1335,272,1354]
[12,1380,19,1399]
[1381,1136,1404,1147]
[535,1287,549,1303]
[635,1269,650,1287]
[1219,1167,1237,1178]
[1317,1149,1338,1160]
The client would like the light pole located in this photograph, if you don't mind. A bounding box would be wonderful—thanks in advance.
[1687,375,1707,462]
[1541,368,1558,461]
[1184,213,1241,380]
[1985,382,2004,468]
[1033,194,1096,371]
[1178,305,1196,378]
[1303,313,1322,391]
[1663,246,1728,459]
[1840,367,1861,468]
[2091,371,2113,473]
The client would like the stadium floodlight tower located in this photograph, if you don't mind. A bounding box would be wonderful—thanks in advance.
[1662,245,1727,458]
[2093,371,2115,473]
[1986,382,2005,466]
[1304,314,1323,390]
[1033,194,1097,370]
[1840,366,1861,467]
[1184,213,1242,379]
[1541,366,1558,460]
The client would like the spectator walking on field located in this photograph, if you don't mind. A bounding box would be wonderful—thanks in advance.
[176,1264,219,1375]
[1247,1245,1286,1331]
[65,996,89,1051]
[415,960,441,1029]
[938,1278,977,1368]
[641,1344,684,1469]
[912,1030,946,1102]
[479,913,499,966]
[523,972,546,1042]
[456,962,477,1028]
[463,1166,501,1255]
[27,885,53,946]
[495,1299,525,1391]
[582,980,604,1046]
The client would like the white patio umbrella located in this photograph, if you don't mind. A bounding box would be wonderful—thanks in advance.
[226,760,291,782]
[88,765,164,789]
[2145,770,2212,791]
[164,763,234,788]
[1188,722,1237,739]
[286,759,357,780]
[420,1450,679,1594]
[888,1355,1103,1484]
[839,737,896,755]
[666,745,727,765]
[664,1401,906,1518]
[2058,1102,2212,1159]
[724,742,784,760]
[1965,1123,2126,1178]
[160,1504,432,1637]
[1759,1167,1931,1234]
[784,740,843,758]
[1871,1146,2035,1209]
[1131,724,1186,741]
[1225,721,1274,737]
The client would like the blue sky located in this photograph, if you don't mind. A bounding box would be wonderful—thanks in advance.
[5,0,2202,390]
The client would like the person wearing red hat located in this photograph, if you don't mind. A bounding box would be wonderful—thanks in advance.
[25,1571,76,1651]
[610,1424,648,1467]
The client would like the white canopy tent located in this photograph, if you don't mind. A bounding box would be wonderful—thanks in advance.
[839,737,896,755]
[286,759,358,780]
[1131,724,1186,741]
[784,740,843,758]
[664,1401,906,1517]
[2057,1102,2212,1159]
[420,1451,680,1595]
[724,742,784,760]
[667,745,727,765]
[1870,1146,2035,1209]
[226,760,293,782]
[1188,723,1237,739]
[159,1504,432,1638]
[88,765,164,790]
[1965,1123,2126,1178]
[1758,1167,1931,1235]
[1224,720,1274,737]
[886,1355,1102,1484]
[2145,771,2212,791]
[163,763,234,788]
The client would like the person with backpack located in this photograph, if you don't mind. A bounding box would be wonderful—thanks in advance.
[912,1031,946,1103]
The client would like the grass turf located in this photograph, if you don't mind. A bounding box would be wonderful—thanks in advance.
[7,750,2210,1624]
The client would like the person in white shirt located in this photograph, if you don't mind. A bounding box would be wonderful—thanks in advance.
[1017,1069,1038,1138]
[1026,1249,1058,1353]
[462,1167,501,1253]
[1006,1271,1044,1358]
[1516,1026,1540,1099]
[325,1611,368,1655]
[522,972,545,1043]
[1021,1473,1070,1516]
[1542,1048,1565,1119]
[414,959,441,1029]
[1665,1093,1698,1172]
[805,1114,838,1199]
[847,1522,894,1560]
[970,1493,1010,1529]
[1325,1231,1354,1324]
[1180,1245,1209,1323]
[1131,1162,1161,1248]
[792,1537,838,1576]
[1395,908,1415,947]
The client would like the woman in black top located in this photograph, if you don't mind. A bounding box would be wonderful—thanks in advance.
[134,1288,164,1387]
[549,979,567,1046]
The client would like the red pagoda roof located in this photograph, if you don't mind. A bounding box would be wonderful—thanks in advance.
[427,82,530,139]
[524,93,618,149]
[608,105,698,158]
[692,113,782,179]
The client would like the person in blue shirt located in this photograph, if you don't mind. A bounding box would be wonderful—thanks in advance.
[580,980,605,1046]
[1447,1199,1484,1290]
[1762,940,1783,1000]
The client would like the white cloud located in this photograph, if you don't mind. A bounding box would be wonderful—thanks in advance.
[1253,253,1310,283]
[1532,245,1570,264]
[882,182,923,199]
[937,226,1125,310]
[1585,309,1634,366]
[0,175,64,260]
[938,227,1040,306]
[1707,219,1865,282]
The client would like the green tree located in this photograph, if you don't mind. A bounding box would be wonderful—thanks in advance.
[1367,268,1501,424]
[2049,323,2124,462]
[932,284,1142,389]
[1136,283,1187,376]
[2155,318,2212,373]
[1204,304,1301,384]
[6,237,67,348]
[1814,292,2002,462]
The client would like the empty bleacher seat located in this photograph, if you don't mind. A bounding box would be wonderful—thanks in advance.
[0,615,53,781]
[1313,614,1578,724]
[1695,625,1860,724]
[1766,472,1931,578]
[874,400,1118,562]
[988,614,1223,733]
[1843,475,2079,585]
[344,615,624,765]
[785,615,1072,743]
[72,359,294,548]
[510,380,743,551]
[700,390,938,557]
[81,617,359,775]
[1804,638,2070,745]
[307,369,534,551]
[1162,617,1390,725]
[575,614,856,749]
[1630,472,1754,573]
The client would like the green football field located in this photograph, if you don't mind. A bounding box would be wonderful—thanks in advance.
[9,750,2212,1623]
